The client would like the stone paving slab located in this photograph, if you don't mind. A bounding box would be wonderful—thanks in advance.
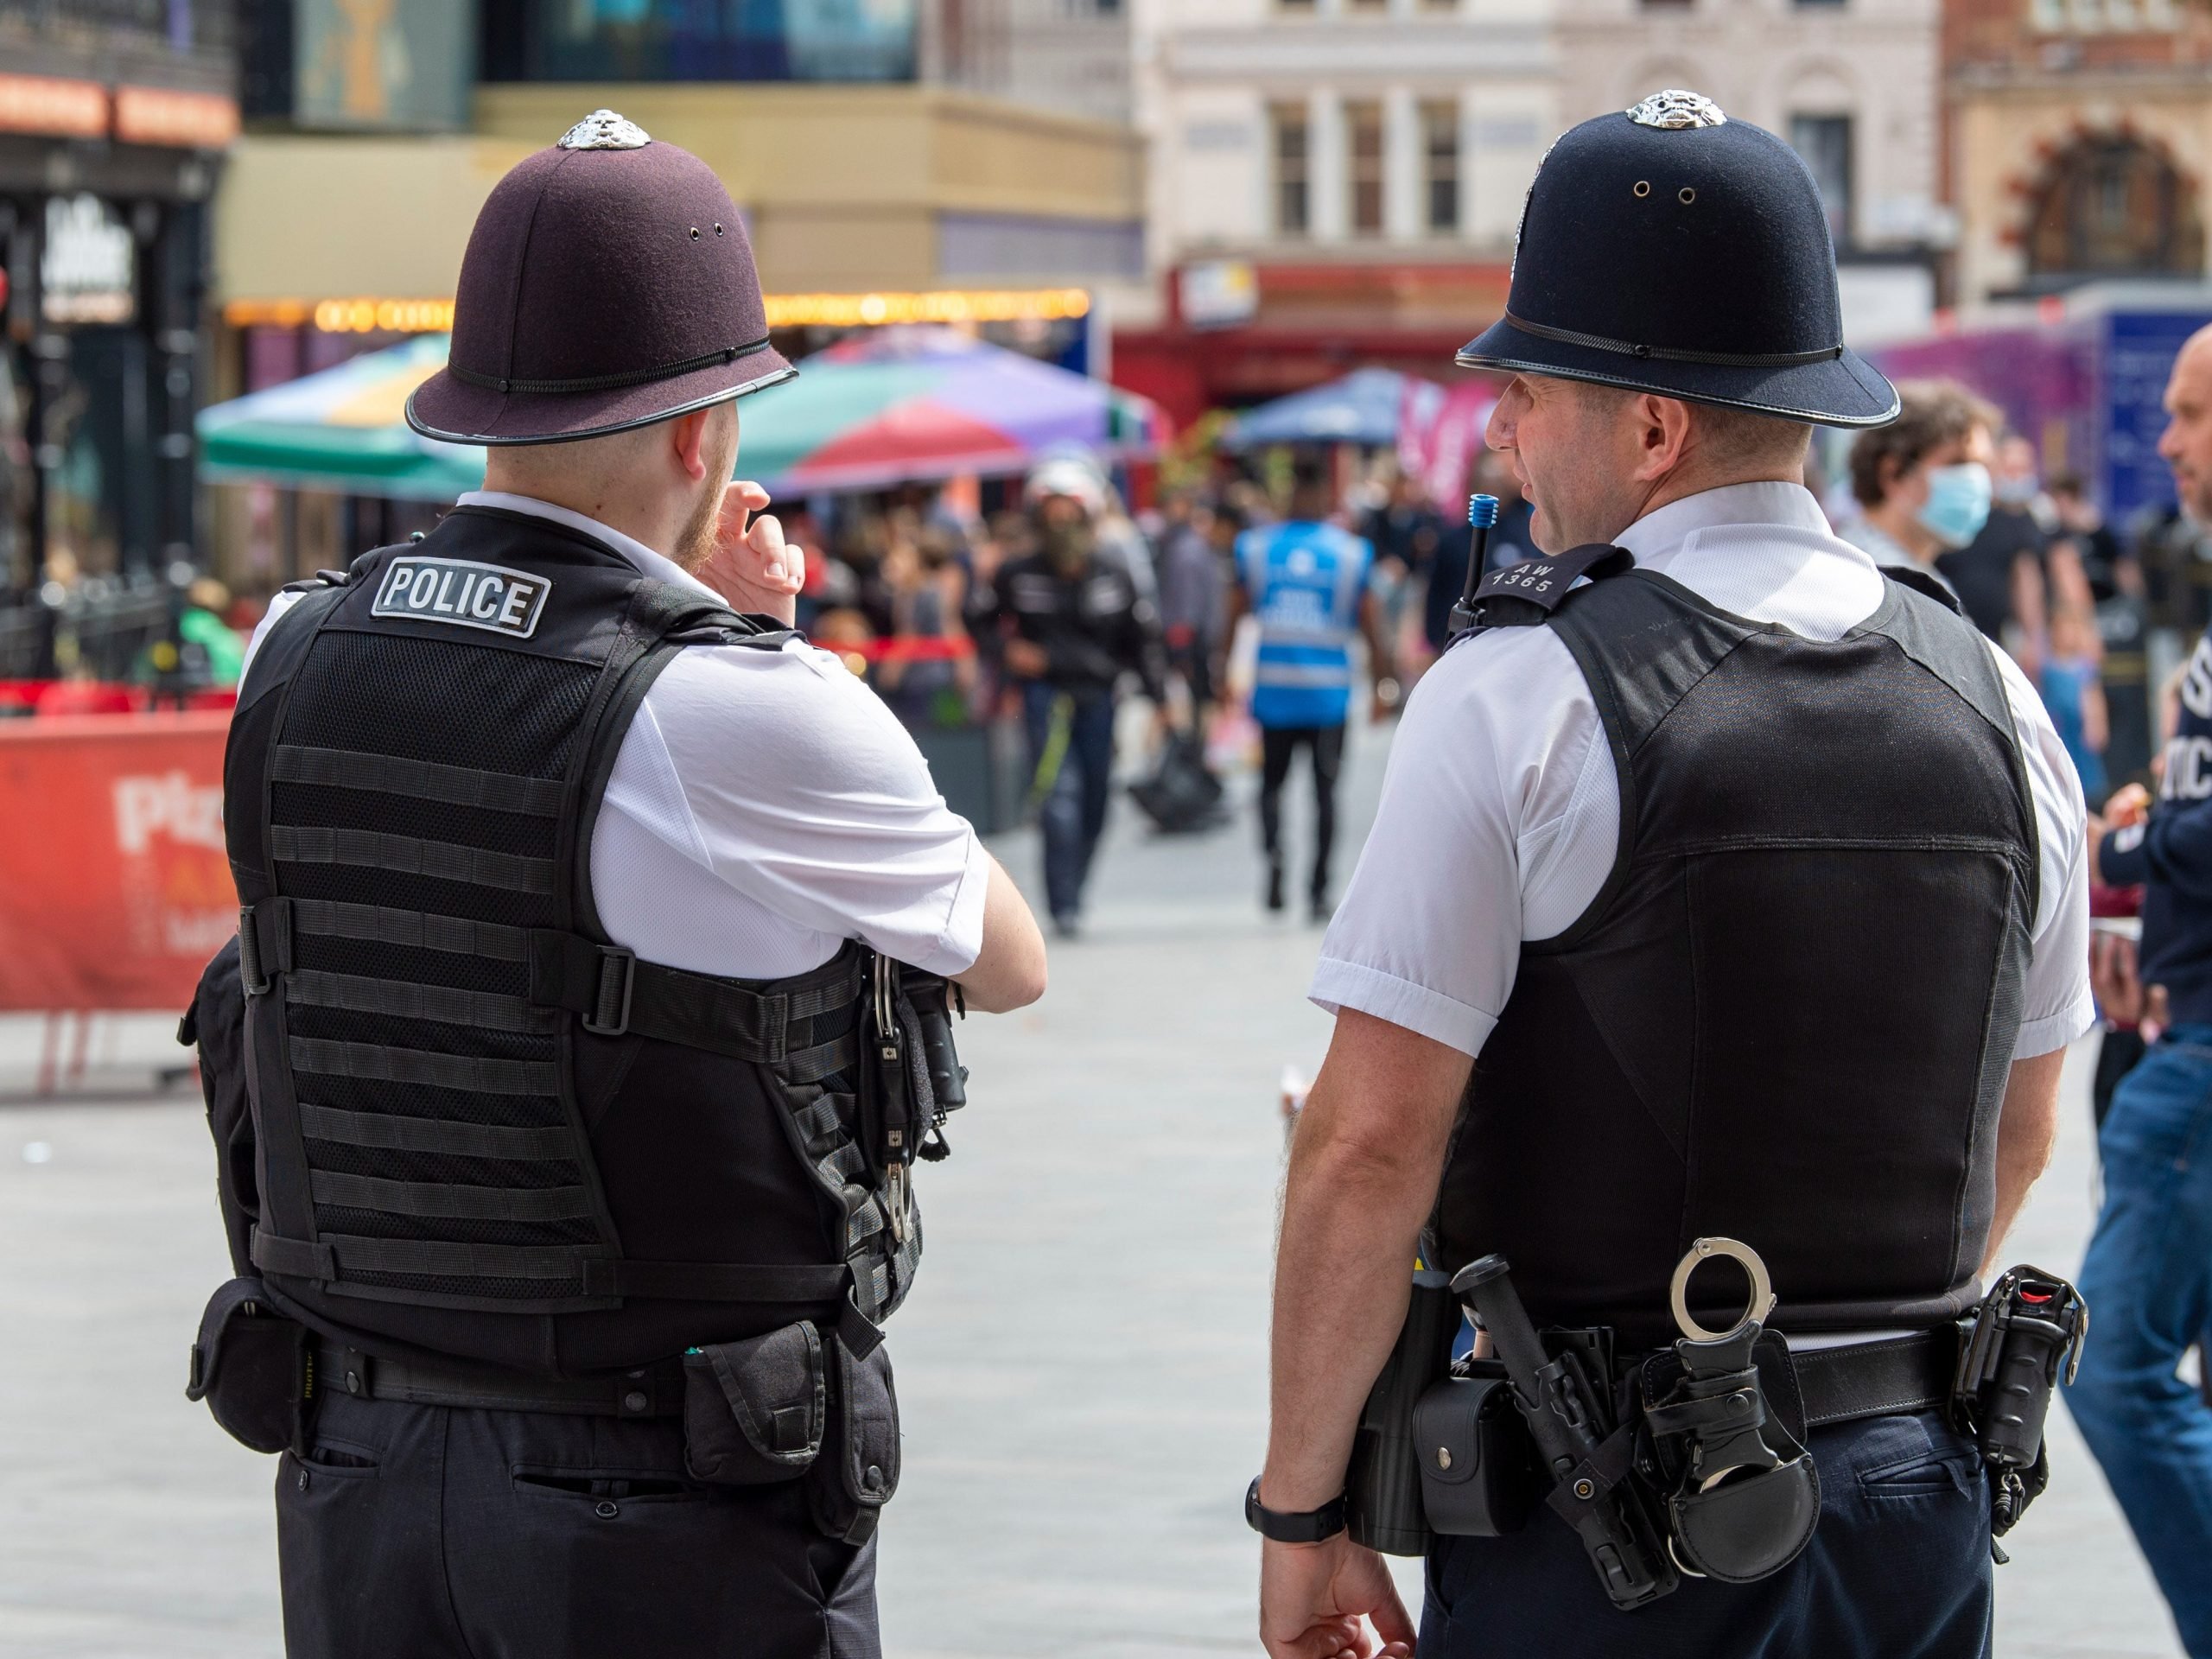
[0,718,2183,1656]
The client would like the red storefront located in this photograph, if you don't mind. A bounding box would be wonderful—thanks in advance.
[1113,257,1514,431]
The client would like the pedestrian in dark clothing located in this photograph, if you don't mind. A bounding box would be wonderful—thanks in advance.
[2072,321,2212,1657]
[975,475,1166,936]
[1154,493,1230,722]
[1938,433,2048,648]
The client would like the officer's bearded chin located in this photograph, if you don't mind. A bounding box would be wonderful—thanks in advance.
[676,403,743,569]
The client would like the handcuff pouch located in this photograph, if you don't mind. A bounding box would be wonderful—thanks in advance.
[1638,1325,1819,1584]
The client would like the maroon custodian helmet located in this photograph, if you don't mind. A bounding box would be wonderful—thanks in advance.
[407,110,792,446]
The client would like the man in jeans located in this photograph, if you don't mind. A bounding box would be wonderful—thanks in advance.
[976,467,1166,938]
[2069,321,2212,1659]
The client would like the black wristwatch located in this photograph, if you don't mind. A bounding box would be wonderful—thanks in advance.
[1245,1478,1348,1543]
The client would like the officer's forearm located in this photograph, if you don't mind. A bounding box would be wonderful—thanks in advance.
[1262,1011,1471,1512]
[1981,1046,2066,1279]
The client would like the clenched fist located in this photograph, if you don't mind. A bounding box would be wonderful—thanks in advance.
[696,480,805,626]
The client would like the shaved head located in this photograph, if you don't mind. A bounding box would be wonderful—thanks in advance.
[2158,323,2212,523]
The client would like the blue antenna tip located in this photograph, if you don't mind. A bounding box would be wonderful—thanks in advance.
[1467,493,1499,529]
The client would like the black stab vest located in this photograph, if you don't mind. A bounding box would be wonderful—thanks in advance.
[225,506,919,1376]
[1436,564,2039,1351]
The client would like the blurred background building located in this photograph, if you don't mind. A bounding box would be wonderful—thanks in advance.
[8,0,2212,684]
[1,0,238,675]
[1947,0,2212,305]
[1562,0,1949,346]
[1116,0,1555,426]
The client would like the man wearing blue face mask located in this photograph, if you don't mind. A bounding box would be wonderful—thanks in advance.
[1842,379,1999,603]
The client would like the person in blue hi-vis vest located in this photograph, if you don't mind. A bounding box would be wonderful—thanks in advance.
[1234,459,1395,921]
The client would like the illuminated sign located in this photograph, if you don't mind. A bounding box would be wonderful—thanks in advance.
[0,73,106,139]
[113,86,240,149]
[225,289,1092,334]
[43,195,136,326]
[763,289,1091,327]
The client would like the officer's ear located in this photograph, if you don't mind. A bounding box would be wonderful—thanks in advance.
[1628,393,1697,484]
[667,408,717,484]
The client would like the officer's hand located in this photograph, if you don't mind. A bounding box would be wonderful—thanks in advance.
[1259,1535,1415,1659]
[2091,929,2144,1026]
[2104,782,2152,830]
[697,481,805,626]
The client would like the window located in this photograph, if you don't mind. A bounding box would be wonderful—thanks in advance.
[1789,114,1853,246]
[1347,99,1385,238]
[2026,135,2205,277]
[1271,103,1311,238]
[1422,99,1460,235]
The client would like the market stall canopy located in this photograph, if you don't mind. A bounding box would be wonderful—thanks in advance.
[1223,367,1427,449]
[197,327,1166,503]
[197,335,483,501]
[738,325,1166,494]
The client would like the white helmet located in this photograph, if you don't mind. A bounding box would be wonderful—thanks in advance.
[1024,455,1108,518]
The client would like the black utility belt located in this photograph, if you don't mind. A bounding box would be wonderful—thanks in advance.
[1344,1243,2088,1612]
[310,1344,685,1418]
[188,1278,904,1546]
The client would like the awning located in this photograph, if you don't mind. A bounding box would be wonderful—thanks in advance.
[196,335,483,501]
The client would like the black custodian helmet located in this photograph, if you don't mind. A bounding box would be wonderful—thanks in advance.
[1457,91,1900,429]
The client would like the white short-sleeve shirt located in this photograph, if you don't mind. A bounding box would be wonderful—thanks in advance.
[240,491,989,982]
[1312,480,2094,1061]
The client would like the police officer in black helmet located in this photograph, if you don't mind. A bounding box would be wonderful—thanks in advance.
[1252,94,2092,1658]
[183,111,1045,1658]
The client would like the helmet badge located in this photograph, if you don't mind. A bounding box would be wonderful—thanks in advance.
[558,109,652,151]
[1625,90,1726,130]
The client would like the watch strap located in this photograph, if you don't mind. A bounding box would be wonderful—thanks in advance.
[1245,1478,1349,1543]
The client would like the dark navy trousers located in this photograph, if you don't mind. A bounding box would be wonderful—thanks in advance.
[276,1389,878,1659]
[1421,1409,1992,1659]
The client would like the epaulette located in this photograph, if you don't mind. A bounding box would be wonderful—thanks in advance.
[1452,543,1636,639]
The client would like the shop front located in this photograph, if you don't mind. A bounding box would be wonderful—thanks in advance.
[0,40,237,677]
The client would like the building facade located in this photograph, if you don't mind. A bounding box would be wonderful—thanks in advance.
[1117,0,1556,425]
[196,0,1147,586]
[1948,0,2212,306]
[0,0,238,629]
[926,0,1135,128]
[1559,0,1947,337]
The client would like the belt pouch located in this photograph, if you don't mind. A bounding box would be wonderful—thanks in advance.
[1641,1331,1819,1584]
[186,1276,308,1455]
[1411,1365,1541,1536]
[682,1321,827,1485]
[808,1334,900,1544]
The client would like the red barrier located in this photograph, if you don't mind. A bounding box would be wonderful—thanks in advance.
[0,680,238,716]
[0,711,235,1012]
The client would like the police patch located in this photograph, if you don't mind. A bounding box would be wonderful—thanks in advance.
[371,556,550,639]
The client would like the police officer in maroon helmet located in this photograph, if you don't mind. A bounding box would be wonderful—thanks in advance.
[181,111,1045,1657]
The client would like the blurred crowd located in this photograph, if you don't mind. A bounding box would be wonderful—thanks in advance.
[10,386,2190,830]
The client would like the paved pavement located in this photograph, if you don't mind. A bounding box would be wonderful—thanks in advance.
[0,715,2186,1657]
